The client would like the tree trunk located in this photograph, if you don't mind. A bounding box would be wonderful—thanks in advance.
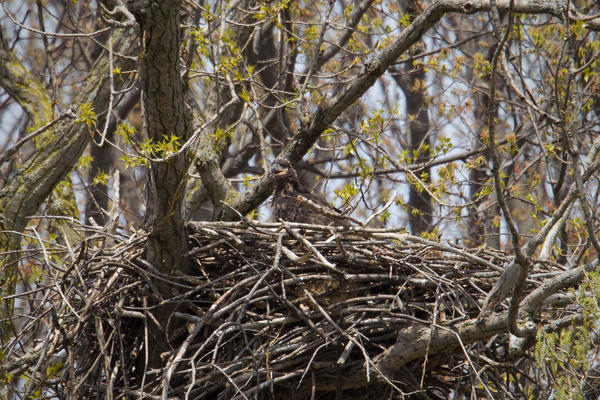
[133,0,190,370]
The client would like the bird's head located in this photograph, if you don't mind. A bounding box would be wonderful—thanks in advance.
[271,159,292,176]
[271,159,299,189]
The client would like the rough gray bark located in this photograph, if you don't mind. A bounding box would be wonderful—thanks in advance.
[134,0,189,274]
[130,0,191,370]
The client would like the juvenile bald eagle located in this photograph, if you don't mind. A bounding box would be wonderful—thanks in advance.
[271,159,348,226]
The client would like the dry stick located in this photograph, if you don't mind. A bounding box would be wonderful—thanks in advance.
[211,362,250,400]
[283,223,346,275]
[71,352,104,397]
[278,230,404,391]
[298,342,331,388]
[539,202,573,260]
[233,370,306,400]
[100,3,137,28]
[163,244,272,397]
[446,323,495,399]
[520,96,600,258]
[162,317,205,400]
[362,191,397,227]
[236,231,285,324]
[420,290,441,388]
[35,0,59,102]
[569,136,600,255]
[11,217,582,398]
[2,4,110,38]
[96,31,115,147]
[95,316,113,400]
[162,281,249,397]
[302,288,403,392]
[29,226,81,320]
[373,232,503,272]
[140,296,150,399]
[105,170,121,248]
[296,195,362,226]
[22,325,53,396]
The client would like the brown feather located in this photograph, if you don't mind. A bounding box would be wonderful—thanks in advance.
[271,160,348,226]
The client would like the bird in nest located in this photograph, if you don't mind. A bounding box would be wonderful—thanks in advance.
[271,159,350,226]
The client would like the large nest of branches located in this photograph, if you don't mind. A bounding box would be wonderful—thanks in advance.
[4,221,586,399]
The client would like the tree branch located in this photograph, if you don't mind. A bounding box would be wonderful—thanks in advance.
[0,25,53,127]
[224,0,580,220]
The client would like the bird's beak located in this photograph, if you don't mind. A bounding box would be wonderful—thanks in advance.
[272,168,287,176]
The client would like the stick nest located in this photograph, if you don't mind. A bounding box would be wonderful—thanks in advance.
[5,221,566,399]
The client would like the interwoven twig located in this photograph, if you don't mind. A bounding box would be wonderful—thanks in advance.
[2,221,576,399]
